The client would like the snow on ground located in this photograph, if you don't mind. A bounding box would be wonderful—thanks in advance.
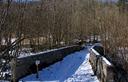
[20,48,99,82]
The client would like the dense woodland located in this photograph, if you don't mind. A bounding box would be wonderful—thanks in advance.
[0,0,128,75]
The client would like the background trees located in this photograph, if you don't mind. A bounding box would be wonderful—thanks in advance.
[0,0,128,71]
[0,0,99,51]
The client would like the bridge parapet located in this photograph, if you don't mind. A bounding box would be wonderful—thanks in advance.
[90,48,128,82]
[10,45,82,81]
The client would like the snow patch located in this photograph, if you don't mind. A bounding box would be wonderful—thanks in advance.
[91,48,100,56]
[102,57,112,66]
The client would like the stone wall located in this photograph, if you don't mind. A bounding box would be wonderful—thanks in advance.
[10,45,82,81]
[89,48,128,82]
[89,48,115,82]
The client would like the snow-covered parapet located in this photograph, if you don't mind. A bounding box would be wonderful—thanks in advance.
[90,48,112,66]
[90,44,128,82]
[18,45,79,58]
[89,45,114,82]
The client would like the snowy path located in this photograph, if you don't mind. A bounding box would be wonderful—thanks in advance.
[20,48,99,82]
